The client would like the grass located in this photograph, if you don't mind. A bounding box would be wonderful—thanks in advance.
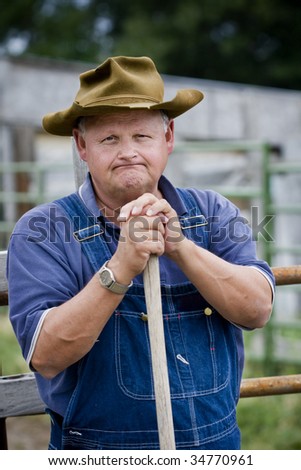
[238,394,301,449]
[1,308,301,450]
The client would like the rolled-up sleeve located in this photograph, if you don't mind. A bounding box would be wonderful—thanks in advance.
[190,188,275,293]
[7,204,90,364]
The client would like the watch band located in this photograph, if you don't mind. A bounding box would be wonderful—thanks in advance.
[98,260,133,295]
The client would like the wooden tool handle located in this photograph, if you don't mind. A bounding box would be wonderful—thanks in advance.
[143,254,176,450]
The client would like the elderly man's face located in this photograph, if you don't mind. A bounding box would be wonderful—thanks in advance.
[73,110,174,206]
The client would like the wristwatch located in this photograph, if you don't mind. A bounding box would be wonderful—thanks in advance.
[98,260,133,295]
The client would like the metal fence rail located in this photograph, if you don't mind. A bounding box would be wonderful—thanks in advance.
[240,374,301,398]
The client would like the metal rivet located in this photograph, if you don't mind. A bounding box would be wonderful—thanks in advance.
[141,312,148,322]
[204,307,213,316]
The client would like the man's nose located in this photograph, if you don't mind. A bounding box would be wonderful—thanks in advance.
[117,140,137,159]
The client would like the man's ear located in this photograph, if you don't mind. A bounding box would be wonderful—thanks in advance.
[166,119,175,155]
[72,129,87,162]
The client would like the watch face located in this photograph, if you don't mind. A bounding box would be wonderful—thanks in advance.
[100,269,113,287]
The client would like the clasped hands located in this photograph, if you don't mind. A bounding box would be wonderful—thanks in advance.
[109,193,186,281]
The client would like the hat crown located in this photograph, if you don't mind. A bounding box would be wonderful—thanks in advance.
[75,56,164,107]
[42,55,204,136]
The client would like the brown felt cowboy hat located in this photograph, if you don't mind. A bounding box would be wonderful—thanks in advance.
[42,56,204,136]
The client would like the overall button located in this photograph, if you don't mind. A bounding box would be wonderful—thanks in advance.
[140,312,148,322]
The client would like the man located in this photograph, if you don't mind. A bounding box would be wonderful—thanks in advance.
[7,56,274,450]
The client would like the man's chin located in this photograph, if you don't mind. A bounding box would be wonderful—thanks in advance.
[117,180,153,202]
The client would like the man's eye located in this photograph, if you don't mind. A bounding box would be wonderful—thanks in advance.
[102,135,116,143]
[137,134,150,139]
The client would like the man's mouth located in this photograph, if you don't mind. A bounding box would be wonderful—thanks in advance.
[113,163,145,170]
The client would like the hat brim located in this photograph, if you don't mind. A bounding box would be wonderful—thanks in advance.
[42,89,204,136]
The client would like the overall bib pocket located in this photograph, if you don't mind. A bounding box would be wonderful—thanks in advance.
[115,305,232,399]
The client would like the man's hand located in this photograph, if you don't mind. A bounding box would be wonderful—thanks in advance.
[112,193,185,280]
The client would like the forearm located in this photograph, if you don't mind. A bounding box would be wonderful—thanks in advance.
[31,272,125,379]
[170,238,273,329]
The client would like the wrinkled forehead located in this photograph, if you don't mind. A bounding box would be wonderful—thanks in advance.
[80,109,167,130]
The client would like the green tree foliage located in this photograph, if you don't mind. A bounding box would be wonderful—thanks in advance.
[0,0,300,89]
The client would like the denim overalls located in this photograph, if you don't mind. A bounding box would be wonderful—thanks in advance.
[49,189,242,450]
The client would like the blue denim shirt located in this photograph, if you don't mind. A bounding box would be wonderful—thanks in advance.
[7,174,274,449]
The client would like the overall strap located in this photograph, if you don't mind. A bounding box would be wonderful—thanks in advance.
[177,188,209,249]
[54,192,111,273]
